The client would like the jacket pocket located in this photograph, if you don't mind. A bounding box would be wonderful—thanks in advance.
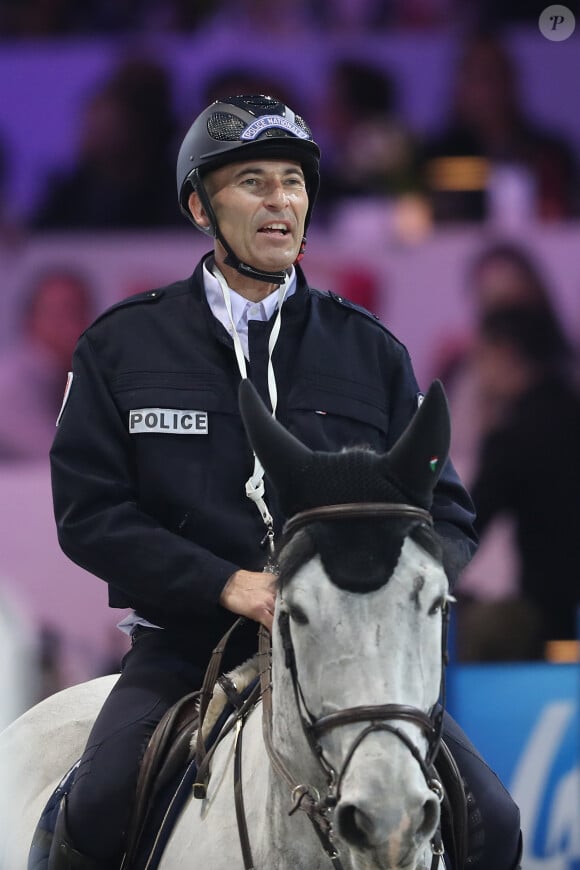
[286,375,389,453]
[110,370,226,414]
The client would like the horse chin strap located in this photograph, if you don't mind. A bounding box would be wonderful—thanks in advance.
[258,502,452,870]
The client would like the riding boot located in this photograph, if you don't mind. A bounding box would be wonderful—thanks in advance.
[47,798,115,870]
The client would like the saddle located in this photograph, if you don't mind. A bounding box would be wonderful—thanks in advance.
[122,688,201,863]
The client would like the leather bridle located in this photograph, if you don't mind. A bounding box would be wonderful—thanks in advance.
[254,502,451,870]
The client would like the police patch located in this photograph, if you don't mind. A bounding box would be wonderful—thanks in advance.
[129,408,208,435]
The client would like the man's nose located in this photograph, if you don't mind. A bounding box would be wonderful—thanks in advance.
[264,181,288,207]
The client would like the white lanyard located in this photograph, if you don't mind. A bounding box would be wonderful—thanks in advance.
[213,266,288,547]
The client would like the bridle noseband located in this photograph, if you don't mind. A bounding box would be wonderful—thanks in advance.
[260,502,451,869]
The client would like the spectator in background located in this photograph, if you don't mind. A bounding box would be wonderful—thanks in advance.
[458,304,580,659]
[33,56,181,230]
[431,243,570,651]
[316,58,423,221]
[430,241,578,660]
[0,266,95,461]
[423,31,580,223]
[433,241,573,482]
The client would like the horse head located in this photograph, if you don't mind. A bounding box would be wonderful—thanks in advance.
[239,379,452,870]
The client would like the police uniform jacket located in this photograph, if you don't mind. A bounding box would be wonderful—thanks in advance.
[50,255,476,665]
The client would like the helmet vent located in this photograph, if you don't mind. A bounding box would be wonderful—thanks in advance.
[227,95,281,114]
[207,113,247,141]
[294,115,312,136]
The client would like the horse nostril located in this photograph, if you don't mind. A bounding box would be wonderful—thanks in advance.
[417,794,440,840]
[336,803,373,849]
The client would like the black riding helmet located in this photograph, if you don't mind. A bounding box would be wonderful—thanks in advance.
[176,94,321,283]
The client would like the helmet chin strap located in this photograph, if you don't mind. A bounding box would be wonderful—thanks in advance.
[194,169,296,285]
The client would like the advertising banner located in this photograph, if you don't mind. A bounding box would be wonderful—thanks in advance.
[448,663,579,869]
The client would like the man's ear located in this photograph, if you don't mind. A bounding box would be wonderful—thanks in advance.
[188,190,210,228]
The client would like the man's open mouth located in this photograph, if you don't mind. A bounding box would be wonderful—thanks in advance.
[259,223,290,235]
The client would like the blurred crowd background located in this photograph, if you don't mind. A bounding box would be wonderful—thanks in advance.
[0,0,579,722]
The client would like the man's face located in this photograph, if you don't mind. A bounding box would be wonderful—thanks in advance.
[189,159,309,278]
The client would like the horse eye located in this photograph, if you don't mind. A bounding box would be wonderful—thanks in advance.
[288,604,309,626]
[428,596,444,616]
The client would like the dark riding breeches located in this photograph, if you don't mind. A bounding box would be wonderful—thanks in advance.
[65,628,521,868]
[65,628,205,863]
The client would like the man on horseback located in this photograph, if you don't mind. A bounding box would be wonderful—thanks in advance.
[47,94,522,869]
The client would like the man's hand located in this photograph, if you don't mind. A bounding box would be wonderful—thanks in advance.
[219,569,277,631]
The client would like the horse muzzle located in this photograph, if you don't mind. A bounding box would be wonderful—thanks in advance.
[334,777,441,868]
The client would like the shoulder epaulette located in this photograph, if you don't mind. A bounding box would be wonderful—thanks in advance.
[314,289,408,350]
[89,287,166,329]
[325,290,382,322]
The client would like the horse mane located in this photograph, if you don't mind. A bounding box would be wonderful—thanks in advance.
[278,517,443,594]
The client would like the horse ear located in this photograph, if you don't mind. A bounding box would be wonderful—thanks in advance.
[385,380,451,501]
[238,379,312,481]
